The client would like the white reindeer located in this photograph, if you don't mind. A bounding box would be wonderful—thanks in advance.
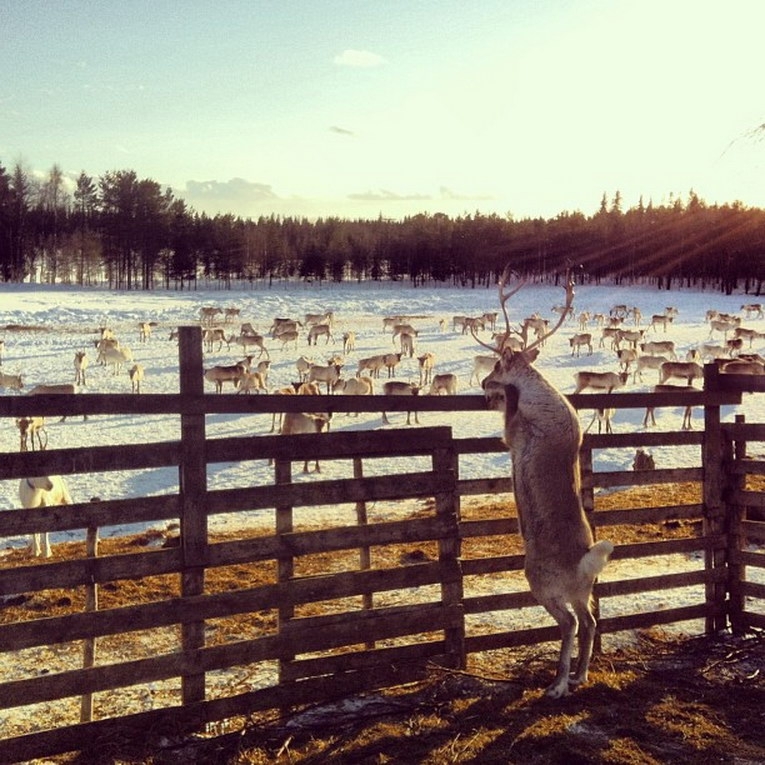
[138,321,153,342]
[307,363,343,393]
[74,351,89,386]
[18,475,72,557]
[342,331,356,354]
[481,269,613,698]
[470,355,497,387]
[428,372,458,395]
[572,370,629,394]
[417,352,436,386]
[128,363,145,393]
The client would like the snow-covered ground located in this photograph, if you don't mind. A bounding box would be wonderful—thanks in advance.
[1,279,763,742]
[1,279,763,546]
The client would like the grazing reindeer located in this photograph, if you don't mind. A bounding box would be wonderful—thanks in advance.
[16,416,47,451]
[478,269,613,698]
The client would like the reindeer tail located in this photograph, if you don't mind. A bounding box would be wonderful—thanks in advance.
[579,540,614,579]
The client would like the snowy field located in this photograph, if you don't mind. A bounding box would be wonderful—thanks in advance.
[1,279,763,742]
[1,278,764,548]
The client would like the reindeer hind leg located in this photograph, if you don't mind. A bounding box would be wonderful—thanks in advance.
[539,596,578,698]
[570,597,597,687]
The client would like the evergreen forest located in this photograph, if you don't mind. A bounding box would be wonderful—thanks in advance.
[1,161,763,294]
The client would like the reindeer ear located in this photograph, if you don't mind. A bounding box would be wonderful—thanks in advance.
[523,347,540,363]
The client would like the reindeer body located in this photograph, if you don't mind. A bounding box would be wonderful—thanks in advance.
[484,347,613,697]
[18,475,72,557]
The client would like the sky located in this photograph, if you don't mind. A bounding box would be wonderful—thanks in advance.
[1,0,764,222]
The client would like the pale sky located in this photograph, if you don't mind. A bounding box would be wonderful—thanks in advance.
[1,0,764,221]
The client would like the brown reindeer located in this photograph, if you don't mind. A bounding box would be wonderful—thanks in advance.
[478,269,613,698]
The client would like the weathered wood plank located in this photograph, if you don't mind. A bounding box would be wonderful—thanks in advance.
[208,517,455,565]
[728,460,765,476]
[595,503,705,527]
[595,568,722,598]
[739,550,765,568]
[722,422,765,440]
[609,535,722,560]
[585,467,703,489]
[0,562,441,651]
[740,520,765,541]
[459,517,519,539]
[598,603,718,634]
[729,490,765,508]
[207,426,454,463]
[584,430,704,449]
[456,476,513,496]
[460,554,525,576]
[0,389,745,422]
[0,548,183,596]
[205,470,452,514]
[741,581,765,599]
[278,603,464,656]
[0,495,180,537]
[0,441,180,481]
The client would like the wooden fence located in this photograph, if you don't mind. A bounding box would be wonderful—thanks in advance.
[0,327,762,762]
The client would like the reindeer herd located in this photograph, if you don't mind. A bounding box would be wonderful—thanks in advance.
[1,293,762,461]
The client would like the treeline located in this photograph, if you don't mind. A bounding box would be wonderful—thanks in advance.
[1,161,763,294]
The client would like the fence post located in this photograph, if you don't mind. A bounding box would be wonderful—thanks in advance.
[727,414,747,634]
[353,457,375,649]
[79,524,99,722]
[702,364,726,633]
[580,441,604,651]
[433,435,464,669]
[275,458,296,684]
[178,326,208,705]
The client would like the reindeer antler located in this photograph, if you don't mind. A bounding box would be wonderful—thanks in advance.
[471,266,576,355]
[471,266,526,354]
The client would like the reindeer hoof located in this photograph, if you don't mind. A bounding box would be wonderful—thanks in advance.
[544,681,571,699]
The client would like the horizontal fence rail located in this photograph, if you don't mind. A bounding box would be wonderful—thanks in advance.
[0,326,761,763]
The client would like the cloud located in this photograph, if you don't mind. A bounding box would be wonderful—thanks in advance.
[333,49,386,68]
[439,186,494,201]
[330,125,355,137]
[348,189,431,202]
[184,178,279,202]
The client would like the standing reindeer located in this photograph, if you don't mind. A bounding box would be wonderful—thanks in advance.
[477,270,614,698]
